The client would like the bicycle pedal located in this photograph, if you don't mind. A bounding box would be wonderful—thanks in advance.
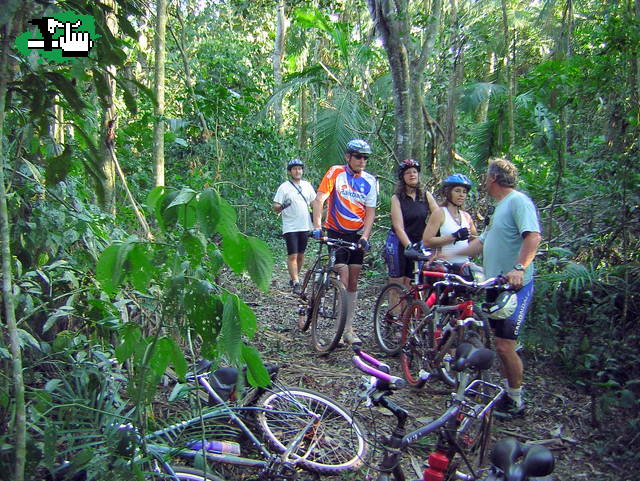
[416,371,432,388]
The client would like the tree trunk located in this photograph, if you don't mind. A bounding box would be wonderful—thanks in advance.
[153,0,167,187]
[98,1,118,213]
[0,17,26,481]
[273,0,287,133]
[500,0,515,152]
[368,0,442,165]
[477,52,495,123]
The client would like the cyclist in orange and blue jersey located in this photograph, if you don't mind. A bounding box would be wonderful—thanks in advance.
[311,139,377,345]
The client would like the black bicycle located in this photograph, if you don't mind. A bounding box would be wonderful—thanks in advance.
[296,235,357,353]
[351,344,554,481]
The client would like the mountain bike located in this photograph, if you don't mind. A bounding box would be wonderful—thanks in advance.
[142,359,368,480]
[372,247,436,355]
[351,344,554,481]
[44,359,368,481]
[399,268,509,388]
[296,235,358,353]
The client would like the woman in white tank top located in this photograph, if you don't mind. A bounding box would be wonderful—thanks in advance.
[422,174,477,263]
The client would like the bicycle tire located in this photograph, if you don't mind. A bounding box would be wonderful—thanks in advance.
[399,300,433,386]
[439,308,492,386]
[310,277,347,353]
[373,282,408,355]
[298,265,320,332]
[255,386,368,474]
[162,466,226,481]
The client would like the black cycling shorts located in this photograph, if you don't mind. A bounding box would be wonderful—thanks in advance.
[283,231,309,256]
[327,229,364,265]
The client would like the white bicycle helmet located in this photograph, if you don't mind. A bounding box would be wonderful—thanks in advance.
[483,291,518,319]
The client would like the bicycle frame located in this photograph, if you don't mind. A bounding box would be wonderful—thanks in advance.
[353,346,504,481]
[144,370,323,478]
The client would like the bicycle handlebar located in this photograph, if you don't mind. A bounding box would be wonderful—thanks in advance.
[423,271,510,290]
[352,346,406,390]
[312,235,358,250]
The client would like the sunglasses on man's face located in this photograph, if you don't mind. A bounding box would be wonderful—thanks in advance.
[351,154,369,160]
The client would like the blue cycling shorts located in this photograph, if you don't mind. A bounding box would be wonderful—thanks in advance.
[488,280,534,340]
[382,230,414,278]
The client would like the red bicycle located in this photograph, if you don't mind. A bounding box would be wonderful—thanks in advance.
[399,266,509,388]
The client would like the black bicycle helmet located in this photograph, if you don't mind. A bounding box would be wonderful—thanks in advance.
[346,139,372,155]
[287,158,304,170]
[442,173,472,190]
[398,159,421,179]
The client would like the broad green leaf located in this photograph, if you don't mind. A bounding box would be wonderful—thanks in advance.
[120,81,138,115]
[214,197,239,241]
[237,299,257,339]
[96,244,123,295]
[18,329,41,350]
[207,245,224,276]
[115,323,142,363]
[148,337,173,378]
[157,189,179,231]
[242,344,269,387]
[221,233,247,274]
[128,244,155,292]
[146,186,166,214]
[220,293,242,363]
[197,189,222,236]
[92,68,111,110]
[182,231,207,265]
[167,188,197,209]
[245,236,273,292]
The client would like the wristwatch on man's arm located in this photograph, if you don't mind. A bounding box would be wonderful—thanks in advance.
[513,263,525,272]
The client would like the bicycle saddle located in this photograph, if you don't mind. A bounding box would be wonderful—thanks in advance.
[452,343,495,372]
[490,438,555,481]
[209,363,280,401]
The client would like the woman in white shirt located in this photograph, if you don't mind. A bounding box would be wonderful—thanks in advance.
[422,174,477,263]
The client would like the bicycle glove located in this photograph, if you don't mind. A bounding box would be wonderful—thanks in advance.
[358,238,371,251]
[311,228,322,240]
[280,199,292,210]
[452,227,469,243]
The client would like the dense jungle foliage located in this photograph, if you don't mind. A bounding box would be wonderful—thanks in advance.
[0,0,638,479]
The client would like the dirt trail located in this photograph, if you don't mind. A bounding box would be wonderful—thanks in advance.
[238,262,621,481]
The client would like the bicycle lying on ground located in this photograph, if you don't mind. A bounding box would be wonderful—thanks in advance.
[296,235,358,353]
[351,344,554,481]
[45,359,368,480]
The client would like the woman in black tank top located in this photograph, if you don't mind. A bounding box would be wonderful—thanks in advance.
[383,159,438,288]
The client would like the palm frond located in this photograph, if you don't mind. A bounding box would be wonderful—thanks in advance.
[260,65,327,117]
[310,89,369,171]
[468,117,499,169]
[456,82,506,114]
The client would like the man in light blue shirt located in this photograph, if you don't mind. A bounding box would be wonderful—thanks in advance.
[455,158,541,419]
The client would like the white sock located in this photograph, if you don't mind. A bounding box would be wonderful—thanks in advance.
[345,291,358,332]
[506,386,523,406]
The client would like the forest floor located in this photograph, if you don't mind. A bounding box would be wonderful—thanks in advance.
[228,260,627,481]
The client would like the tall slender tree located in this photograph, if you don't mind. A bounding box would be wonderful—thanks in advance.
[153,0,167,187]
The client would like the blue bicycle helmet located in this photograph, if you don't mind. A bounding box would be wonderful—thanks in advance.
[346,139,372,155]
[287,158,304,170]
[398,159,421,179]
[443,173,472,190]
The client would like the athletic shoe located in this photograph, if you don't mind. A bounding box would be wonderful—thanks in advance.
[292,281,302,295]
[342,330,362,345]
[494,395,525,419]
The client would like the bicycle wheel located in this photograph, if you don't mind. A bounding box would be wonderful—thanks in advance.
[310,277,347,353]
[298,264,320,332]
[439,308,493,386]
[399,300,432,386]
[373,282,407,355]
[163,466,226,481]
[256,387,368,474]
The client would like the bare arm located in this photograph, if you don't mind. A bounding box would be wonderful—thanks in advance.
[506,231,542,288]
[422,208,454,247]
[425,190,438,215]
[272,202,283,213]
[465,211,478,237]
[360,206,376,241]
[311,191,329,229]
[390,195,411,248]
[449,237,484,258]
